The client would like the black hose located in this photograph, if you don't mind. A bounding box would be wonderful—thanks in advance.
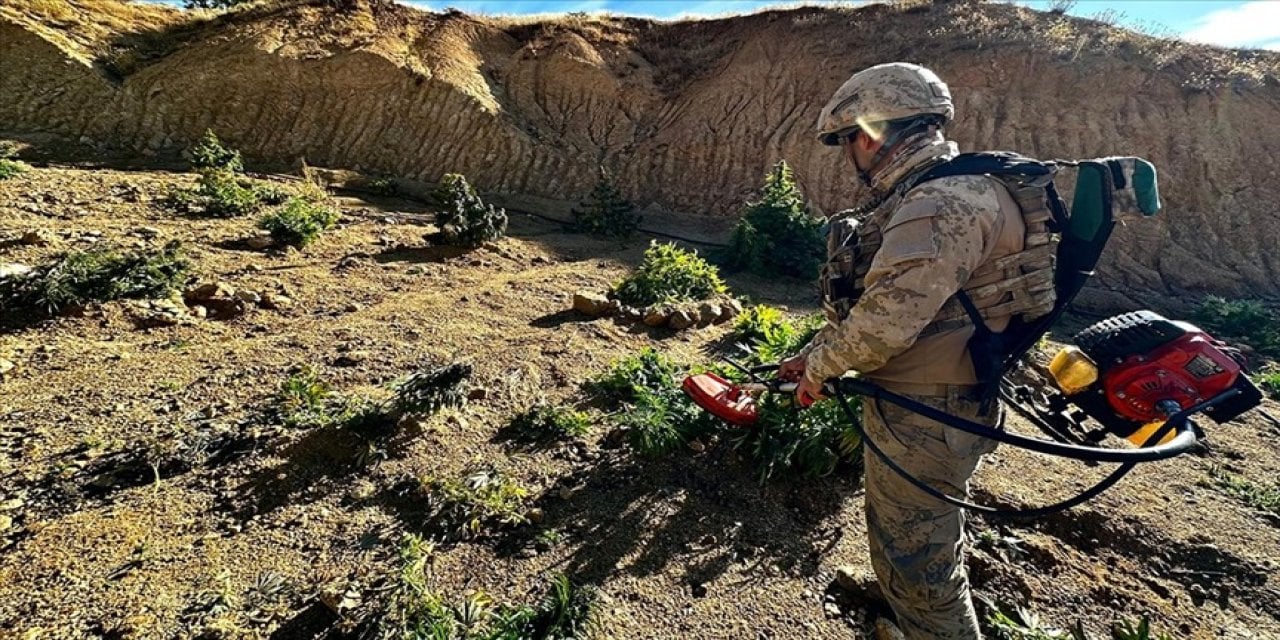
[832,390,1149,517]
[831,378,1226,464]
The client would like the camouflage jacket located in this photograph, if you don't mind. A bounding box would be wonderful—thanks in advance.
[803,135,1027,388]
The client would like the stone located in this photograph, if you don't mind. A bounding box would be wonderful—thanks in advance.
[687,439,706,453]
[261,294,292,310]
[643,306,672,327]
[573,291,611,316]
[20,229,55,246]
[334,351,369,367]
[246,234,276,250]
[467,387,488,401]
[235,290,262,305]
[834,566,861,593]
[344,303,362,313]
[669,308,697,330]
[719,297,744,322]
[0,264,32,281]
[526,508,545,524]
[690,582,708,598]
[698,302,722,326]
[350,480,376,501]
[185,282,235,302]
[0,515,11,533]
[190,305,208,319]
[133,226,161,238]
[0,359,15,378]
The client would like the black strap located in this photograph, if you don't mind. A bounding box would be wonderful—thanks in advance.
[953,290,1001,416]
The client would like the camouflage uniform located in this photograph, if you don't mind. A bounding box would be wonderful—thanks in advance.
[805,64,1035,639]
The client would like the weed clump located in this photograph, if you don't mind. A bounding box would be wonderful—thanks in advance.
[1204,465,1280,517]
[592,346,860,479]
[388,362,472,419]
[188,129,243,173]
[385,534,597,638]
[507,404,591,442]
[258,198,339,248]
[1256,364,1280,400]
[168,168,264,218]
[434,173,508,248]
[365,177,399,197]
[0,142,27,180]
[613,241,727,308]
[724,160,824,279]
[0,241,189,315]
[571,169,642,238]
[275,367,344,428]
[420,467,532,539]
[729,305,824,365]
[1193,296,1280,358]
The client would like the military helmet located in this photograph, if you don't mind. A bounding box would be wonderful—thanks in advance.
[816,62,954,146]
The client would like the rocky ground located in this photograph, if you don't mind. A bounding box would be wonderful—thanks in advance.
[1,163,1279,639]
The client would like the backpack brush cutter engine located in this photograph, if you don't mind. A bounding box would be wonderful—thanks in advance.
[682,310,1264,517]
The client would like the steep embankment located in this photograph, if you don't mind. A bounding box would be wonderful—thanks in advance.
[3,0,1280,306]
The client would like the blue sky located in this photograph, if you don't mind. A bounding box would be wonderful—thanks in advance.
[392,0,1280,50]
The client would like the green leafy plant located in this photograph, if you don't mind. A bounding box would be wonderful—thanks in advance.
[730,394,861,483]
[723,160,824,279]
[366,177,399,197]
[1256,364,1280,400]
[388,535,597,639]
[984,599,1082,640]
[571,169,642,238]
[167,169,264,218]
[508,404,592,441]
[434,173,508,248]
[388,363,471,418]
[1193,296,1280,358]
[0,241,189,315]
[257,197,338,246]
[613,241,727,308]
[729,305,824,365]
[1112,616,1173,640]
[275,367,338,428]
[420,467,532,539]
[188,129,244,173]
[258,198,339,247]
[0,142,27,180]
[1203,465,1280,516]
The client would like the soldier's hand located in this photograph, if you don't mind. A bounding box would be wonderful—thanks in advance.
[795,375,826,408]
[778,355,806,382]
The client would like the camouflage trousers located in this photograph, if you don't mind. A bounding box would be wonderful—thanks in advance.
[862,386,999,640]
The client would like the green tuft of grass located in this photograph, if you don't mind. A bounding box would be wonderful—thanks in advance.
[0,241,189,315]
[366,177,399,197]
[257,197,339,248]
[167,169,264,218]
[1203,465,1280,517]
[0,142,28,180]
[612,241,727,308]
[275,367,337,428]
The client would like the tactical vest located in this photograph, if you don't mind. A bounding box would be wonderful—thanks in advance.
[820,170,1058,337]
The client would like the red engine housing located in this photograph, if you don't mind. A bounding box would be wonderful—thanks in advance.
[1101,330,1242,423]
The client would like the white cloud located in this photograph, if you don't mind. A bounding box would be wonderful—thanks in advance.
[1183,1,1280,48]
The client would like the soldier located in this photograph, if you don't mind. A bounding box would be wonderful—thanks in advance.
[779,63,1056,639]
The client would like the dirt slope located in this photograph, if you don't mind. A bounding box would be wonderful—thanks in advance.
[2,164,1279,639]
[3,0,1280,308]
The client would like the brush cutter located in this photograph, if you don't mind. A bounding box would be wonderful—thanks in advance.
[682,310,1263,517]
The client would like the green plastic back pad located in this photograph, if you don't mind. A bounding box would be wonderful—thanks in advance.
[1068,157,1161,242]
[1069,163,1108,242]
[1132,158,1160,216]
